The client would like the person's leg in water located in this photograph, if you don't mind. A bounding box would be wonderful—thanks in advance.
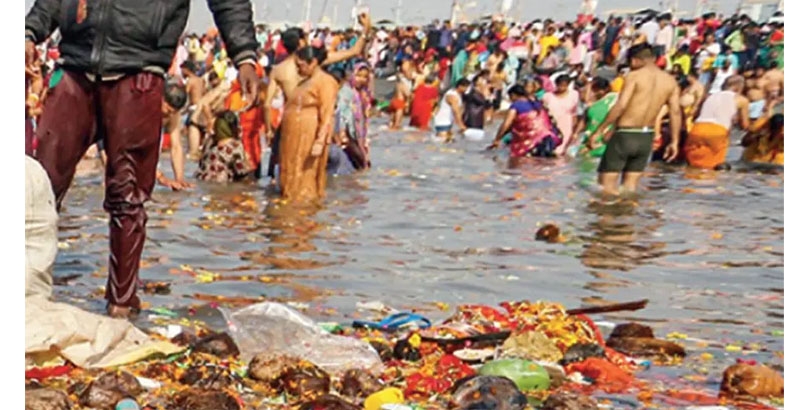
[187,123,203,159]
[99,73,164,319]
[597,130,654,195]
[35,71,96,208]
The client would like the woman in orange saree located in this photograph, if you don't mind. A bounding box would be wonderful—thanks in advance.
[225,65,266,178]
[279,46,339,202]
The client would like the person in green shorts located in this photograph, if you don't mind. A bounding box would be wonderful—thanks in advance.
[587,44,682,195]
[580,77,618,158]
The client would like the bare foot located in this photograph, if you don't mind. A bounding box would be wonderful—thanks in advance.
[107,304,140,320]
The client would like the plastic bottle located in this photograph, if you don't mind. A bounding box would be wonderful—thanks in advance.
[115,398,140,410]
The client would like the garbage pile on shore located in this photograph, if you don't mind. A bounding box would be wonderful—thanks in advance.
[25,300,783,410]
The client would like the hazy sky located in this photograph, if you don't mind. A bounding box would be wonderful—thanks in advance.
[25,0,752,31]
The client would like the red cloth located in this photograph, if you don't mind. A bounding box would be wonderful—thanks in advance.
[770,30,784,43]
[409,84,439,130]
[162,132,171,151]
[566,358,635,393]
[26,365,73,380]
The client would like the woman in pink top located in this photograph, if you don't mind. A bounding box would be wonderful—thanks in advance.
[542,74,580,156]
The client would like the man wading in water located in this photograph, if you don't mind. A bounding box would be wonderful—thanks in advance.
[264,14,372,182]
[588,43,681,195]
[26,0,260,319]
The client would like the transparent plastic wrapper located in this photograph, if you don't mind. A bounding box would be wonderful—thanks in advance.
[221,302,384,375]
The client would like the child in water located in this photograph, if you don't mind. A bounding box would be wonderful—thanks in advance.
[195,111,254,183]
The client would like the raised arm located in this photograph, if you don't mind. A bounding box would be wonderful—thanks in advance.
[324,14,372,66]
[25,0,60,45]
[206,0,259,65]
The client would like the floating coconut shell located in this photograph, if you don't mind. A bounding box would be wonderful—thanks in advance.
[720,363,784,399]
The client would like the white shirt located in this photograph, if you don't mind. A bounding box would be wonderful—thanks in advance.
[696,43,721,69]
[640,21,660,45]
[655,25,674,48]
[696,90,738,129]
[434,89,462,127]
[708,67,735,95]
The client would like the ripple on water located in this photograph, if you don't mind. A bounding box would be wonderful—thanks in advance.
[55,121,783,394]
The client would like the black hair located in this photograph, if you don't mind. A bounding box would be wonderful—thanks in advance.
[217,110,240,133]
[207,71,219,82]
[676,74,690,90]
[592,77,610,91]
[296,46,328,65]
[508,84,527,98]
[769,114,784,134]
[554,74,571,86]
[456,78,471,88]
[283,27,305,53]
[180,60,196,73]
[328,68,346,82]
[769,60,778,69]
[627,43,655,61]
[164,83,188,110]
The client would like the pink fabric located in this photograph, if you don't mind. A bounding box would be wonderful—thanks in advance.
[543,90,579,139]
[509,109,560,158]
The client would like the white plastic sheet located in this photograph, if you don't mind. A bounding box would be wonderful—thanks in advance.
[222,302,383,375]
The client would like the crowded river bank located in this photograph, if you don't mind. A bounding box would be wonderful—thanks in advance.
[51,112,783,404]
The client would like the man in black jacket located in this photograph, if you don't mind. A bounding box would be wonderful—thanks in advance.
[25,0,260,319]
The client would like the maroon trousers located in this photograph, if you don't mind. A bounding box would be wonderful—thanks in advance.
[35,70,164,310]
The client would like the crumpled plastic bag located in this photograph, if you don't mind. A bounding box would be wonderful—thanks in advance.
[26,295,184,369]
[221,302,383,375]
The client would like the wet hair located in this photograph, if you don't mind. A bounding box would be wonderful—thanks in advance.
[722,75,744,90]
[554,74,571,86]
[676,74,690,90]
[591,77,610,92]
[283,27,305,53]
[508,84,527,98]
[180,60,197,73]
[627,43,655,61]
[296,46,328,65]
[164,83,187,110]
[769,114,784,135]
[456,78,471,88]
[328,68,346,82]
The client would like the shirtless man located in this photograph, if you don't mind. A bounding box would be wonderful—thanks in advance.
[759,61,784,94]
[587,43,681,195]
[156,86,194,191]
[181,61,207,159]
[388,58,415,130]
[264,13,372,179]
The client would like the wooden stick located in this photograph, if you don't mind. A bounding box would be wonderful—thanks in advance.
[567,299,649,315]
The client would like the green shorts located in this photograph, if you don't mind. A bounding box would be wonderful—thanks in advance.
[598,129,655,173]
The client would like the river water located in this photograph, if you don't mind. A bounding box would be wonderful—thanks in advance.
[53,114,783,402]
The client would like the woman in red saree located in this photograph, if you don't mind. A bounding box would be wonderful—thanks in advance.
[225,64,265,178]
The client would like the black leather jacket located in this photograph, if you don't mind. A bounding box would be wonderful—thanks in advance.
[26,0,258,75]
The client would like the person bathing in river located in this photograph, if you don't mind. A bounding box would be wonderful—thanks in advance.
[462,72,494,131]
[684,75,750,170]
[587,43,681,195]
[433,78,470,142]
[409,75,440,131]
[327,64,372,175]
[741,109,783,167]
[579,77,618,158]
[264,13,372,182]
[543,74,580,156]
[195,110,254,182]
[279,46,339,202]
[487,85,562,158]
